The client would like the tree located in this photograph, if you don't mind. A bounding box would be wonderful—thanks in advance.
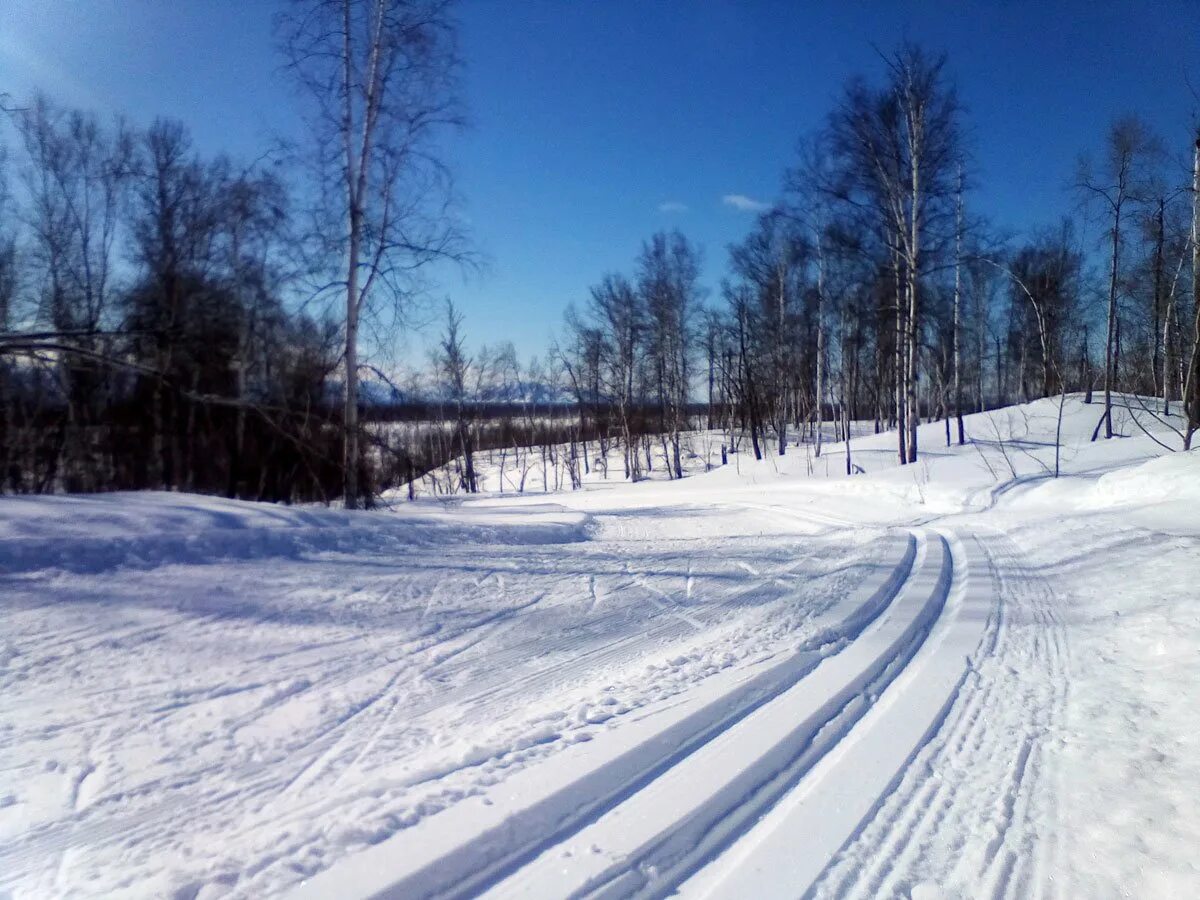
[785,139,846,458]
[637,230,702,478]
[826,43,963,464]
[974,253,1073,476]
[1187,133,1200,448]
[15,96,133,489]
[0,147,20,487]
[434,299,477,492]
[126,118,227,490]
[1006,223,1084,399]
[952,160,965,445]
[1133,172,1188,405]
[728,212,807,456]
[586,273,642,479]
[554,317,602,475]
[280,0,467,508]
[218,166,291,498]
[1078,115,1161,440]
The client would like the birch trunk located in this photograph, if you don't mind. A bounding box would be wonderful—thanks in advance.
[953,162,965,444]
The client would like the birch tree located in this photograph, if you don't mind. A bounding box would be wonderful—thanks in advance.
[1187,132,1200,448]
[1077,116,1159,440]
[826,43,962,464]
[637,231,701,479]
[952,160,965,444]
[435,299,477,493]
[586,273,642,479]
[280,0,466,508]
[16,96,133,489]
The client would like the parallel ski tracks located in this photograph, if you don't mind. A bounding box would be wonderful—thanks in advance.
[485,531,950,900]
[0,534,901,891]
[291,530,921,900]
[804,529,1068,900]
[9,524,1009,900]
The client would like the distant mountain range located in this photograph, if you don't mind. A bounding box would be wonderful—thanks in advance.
[331,377,574,408]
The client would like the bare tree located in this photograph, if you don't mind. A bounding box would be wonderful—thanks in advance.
[890,46,963,463]
[15,96,133,489]
[827,43,962,464]
[1078,116,1160,440]
[1187,133,1200,448]
[952,159,965,444]
[126,118,225,489]
[637,231,701,478]
[728,212,806,457]
[0,147,20,486]
[434,299,476,492]
[586,273,642,479]
[724,280,765,460]
[280,0,467,508]
[975,256,1070,476]
[219,166,291,498]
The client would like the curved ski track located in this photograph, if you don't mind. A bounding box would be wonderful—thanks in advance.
[294,524,1066,900]
[293,529,928,899]
[804,529,1069,900]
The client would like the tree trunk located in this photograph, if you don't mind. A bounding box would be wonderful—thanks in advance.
[906,264,919,462]
[460,417,476,493]
[894,255,907,464]
[1162,298,1174,415]
[344,214,361,507]
[1082,325,1093,404]
[1102,195,1121,440]
[977,282,986,413]
[1152,200,1165,397]
[906,142,921,464]
[953,162,965,444]
[814,238,825,459]
[1186,136,1200,448]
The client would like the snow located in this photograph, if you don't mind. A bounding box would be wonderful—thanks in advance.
[1,394,1198,898]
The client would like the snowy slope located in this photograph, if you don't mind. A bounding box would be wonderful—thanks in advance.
[1,395,1197,898]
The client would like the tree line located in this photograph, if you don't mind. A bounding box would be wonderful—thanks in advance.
[0,0,466,504]
[555,42,1200,487]
[1,20,1198,505]
[0,96,346,499]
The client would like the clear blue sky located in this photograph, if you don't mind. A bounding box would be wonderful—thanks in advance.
[2,0,1198,363]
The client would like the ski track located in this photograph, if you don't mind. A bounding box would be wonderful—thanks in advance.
[290,530,922,900]
[806,528,1069,900]
[305,523,1069,900]
[5,398,1185,899]
[0,506,890,898]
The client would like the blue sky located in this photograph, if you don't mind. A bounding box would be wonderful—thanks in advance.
[2,0,1198,362]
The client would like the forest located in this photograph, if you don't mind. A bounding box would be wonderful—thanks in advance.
[0,10,1197,505]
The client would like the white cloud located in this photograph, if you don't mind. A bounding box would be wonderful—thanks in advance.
[722,193,770,213]
[657,200,688,214]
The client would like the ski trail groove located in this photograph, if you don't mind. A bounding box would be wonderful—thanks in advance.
[290,532,919,900]
[481,531,951,900]
[799,529,1068,900]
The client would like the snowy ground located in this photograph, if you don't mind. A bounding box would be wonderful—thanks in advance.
[392,420,880,498]
[1,395,1197,898]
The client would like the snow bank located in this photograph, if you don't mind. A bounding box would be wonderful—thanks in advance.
[1089,450,1200,508]
[0,493,593,575]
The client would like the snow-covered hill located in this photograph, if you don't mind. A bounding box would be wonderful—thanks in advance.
[0,396,1197,898]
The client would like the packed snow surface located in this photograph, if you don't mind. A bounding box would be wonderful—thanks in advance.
[1,395,1197,898]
